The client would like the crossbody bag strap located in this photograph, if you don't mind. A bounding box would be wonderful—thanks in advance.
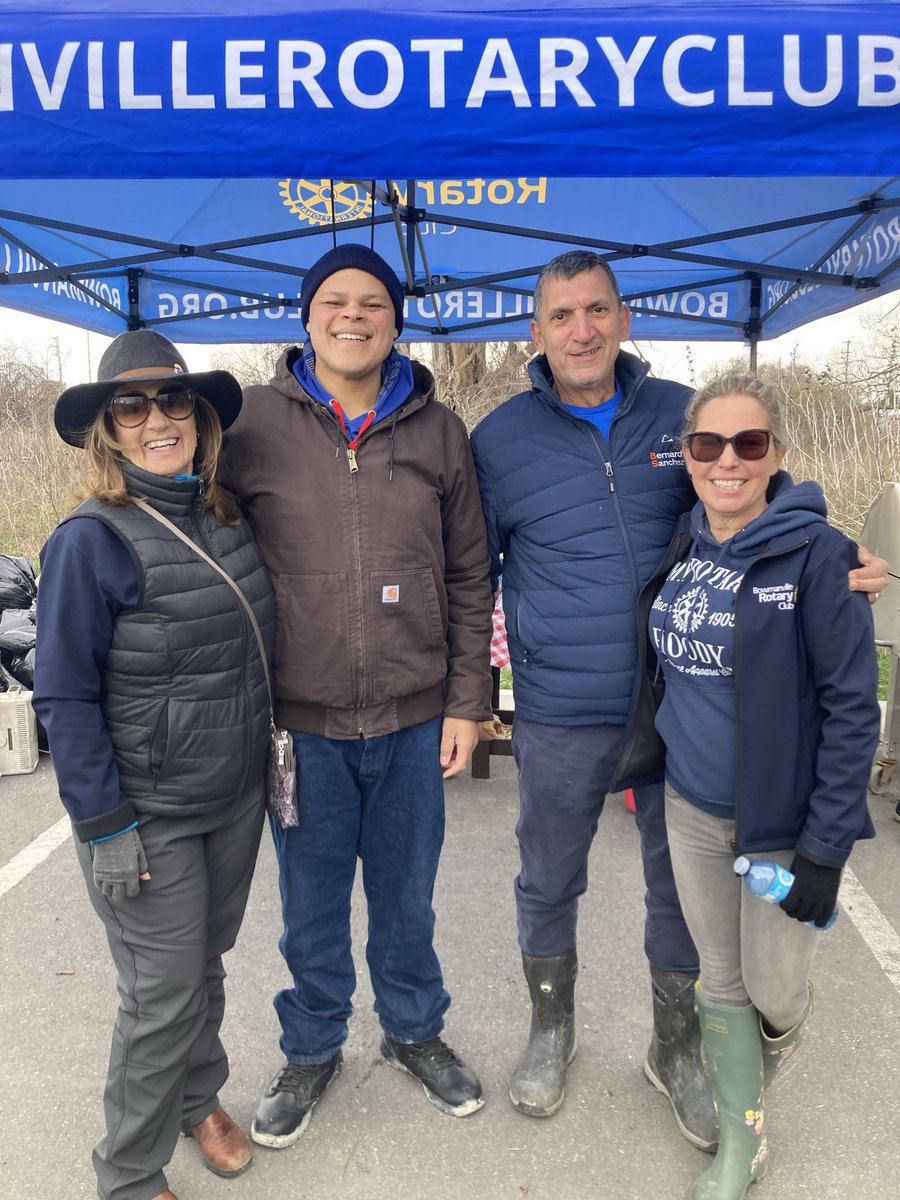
[132,498,274,712]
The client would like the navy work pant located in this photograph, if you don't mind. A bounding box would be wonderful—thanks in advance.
[270,716,450,1064]
[512,717,698,972]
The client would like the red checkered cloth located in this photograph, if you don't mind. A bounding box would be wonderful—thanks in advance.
[490,591,510,669]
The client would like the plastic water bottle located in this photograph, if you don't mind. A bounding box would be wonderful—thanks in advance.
[733,856,838,930]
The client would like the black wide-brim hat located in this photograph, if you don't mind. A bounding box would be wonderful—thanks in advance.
[54,328,243,448]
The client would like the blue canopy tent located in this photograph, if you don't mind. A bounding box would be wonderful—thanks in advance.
[0,0,898,358]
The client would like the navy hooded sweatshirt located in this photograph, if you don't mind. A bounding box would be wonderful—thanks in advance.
[625,472,880,866]
[650,480,828,818]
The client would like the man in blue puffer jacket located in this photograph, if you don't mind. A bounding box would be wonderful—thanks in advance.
[470,250,886,1150]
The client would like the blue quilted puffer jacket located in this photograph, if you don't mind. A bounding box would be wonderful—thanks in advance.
[471,350,693,726]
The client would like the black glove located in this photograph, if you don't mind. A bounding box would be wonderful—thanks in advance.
[779,853,841,928]
[92,829,148,902]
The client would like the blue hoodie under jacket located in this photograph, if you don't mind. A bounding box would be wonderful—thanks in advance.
[470,349,693,725]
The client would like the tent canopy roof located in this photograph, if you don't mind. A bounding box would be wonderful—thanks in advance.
[0,1,898,342]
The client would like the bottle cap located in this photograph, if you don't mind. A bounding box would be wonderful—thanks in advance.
[733,855,751,876]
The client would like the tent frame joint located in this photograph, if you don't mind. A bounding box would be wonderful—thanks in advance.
[126,267,144,331]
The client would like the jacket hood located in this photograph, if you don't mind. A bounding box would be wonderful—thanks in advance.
[269,345,434,407]
[692,470,828,555]
[527,347,650,413]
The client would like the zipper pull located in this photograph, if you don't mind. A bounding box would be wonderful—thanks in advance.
[605,460,615,492]
[347,447,359,473]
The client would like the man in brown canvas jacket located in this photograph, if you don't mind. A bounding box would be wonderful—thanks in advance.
[221,244,493,1147]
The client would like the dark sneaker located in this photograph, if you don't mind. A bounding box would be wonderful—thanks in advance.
[250,1052,342,1148]
[894,800,900,823]
[381,1036,484,1117]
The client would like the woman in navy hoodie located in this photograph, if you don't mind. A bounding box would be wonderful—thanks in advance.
[626,373,880,1200]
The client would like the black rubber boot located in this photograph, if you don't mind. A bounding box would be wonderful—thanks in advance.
[508,950,577,1117]
[644,968,719,1152]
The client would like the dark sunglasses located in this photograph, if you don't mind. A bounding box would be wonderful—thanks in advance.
[108,385,195,429]
[683,428,775,463]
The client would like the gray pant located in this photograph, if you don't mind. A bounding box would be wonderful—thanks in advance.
[664,785,817,1031]
[75,782,264,1200]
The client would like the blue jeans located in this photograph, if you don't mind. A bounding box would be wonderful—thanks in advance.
[512,717,698,973]
[270,717,450,1063]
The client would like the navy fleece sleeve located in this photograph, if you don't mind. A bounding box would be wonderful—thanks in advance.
[33,517,140,842]
[796,537,881,865]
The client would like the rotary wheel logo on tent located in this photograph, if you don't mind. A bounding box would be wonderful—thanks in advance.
[279,180,373,226]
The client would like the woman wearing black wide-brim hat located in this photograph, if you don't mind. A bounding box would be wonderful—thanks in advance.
[34,330,275,1200]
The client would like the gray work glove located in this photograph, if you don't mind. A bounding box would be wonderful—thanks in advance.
[92,830,148,901]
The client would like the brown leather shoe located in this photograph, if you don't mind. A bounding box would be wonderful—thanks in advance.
[187,1106,253,1177]
[150,1192,179,1199]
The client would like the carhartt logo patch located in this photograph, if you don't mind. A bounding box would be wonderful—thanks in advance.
[382,585,400,603]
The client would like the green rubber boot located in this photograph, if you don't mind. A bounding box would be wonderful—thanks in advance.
[690,992,768,1200]
[761,982,812,1089]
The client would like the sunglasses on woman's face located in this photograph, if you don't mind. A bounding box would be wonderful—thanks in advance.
[683,429,774,463]
[108,385,195,429]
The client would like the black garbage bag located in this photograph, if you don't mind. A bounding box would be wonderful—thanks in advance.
[0,660,20,691]
[7,647,35,689]
[0,607,36,655]
[0,555,36,612]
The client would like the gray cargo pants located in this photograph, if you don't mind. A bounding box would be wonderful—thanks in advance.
[74,781,264,1200]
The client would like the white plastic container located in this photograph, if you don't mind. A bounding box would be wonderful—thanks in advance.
[0,687,39,775]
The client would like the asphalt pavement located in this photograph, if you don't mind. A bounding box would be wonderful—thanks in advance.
[1,753,898,1200]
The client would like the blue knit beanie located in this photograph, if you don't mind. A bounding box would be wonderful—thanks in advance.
[300,244,405,335]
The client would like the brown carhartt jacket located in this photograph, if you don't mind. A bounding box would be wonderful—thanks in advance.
[221,348,493,738]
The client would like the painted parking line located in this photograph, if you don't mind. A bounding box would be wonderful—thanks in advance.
[0,815,71,900]
[840,866,900,995]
